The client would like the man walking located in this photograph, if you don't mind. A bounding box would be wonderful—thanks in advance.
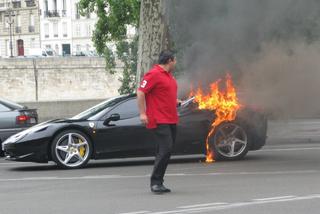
[137,50,179,194]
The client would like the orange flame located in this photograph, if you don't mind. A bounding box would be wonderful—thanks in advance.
[193,74,241,163]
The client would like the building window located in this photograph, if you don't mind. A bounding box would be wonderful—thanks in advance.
[29,14,35,26]
[76,44,81,51]
[75,24,80,37]
[44,23,49,38]
[29,13,35,32]
[62,22,67,37]
[5,39,8,56]
[53,0,57,11]
[62,0,67,15]
[25,0,36,7]
[55,44,59,55]
[86,9,90,19]
[15,14,21,33]
[29,25,35,32]
[75,3,80,19]
[12,1,21,8]
[53,22,58,37]
[44,0,59,17]
[86,24,92,37]
[4,17,9,29]
[30,38,35,48]
[61,10,67,17]
[44,0,48,16]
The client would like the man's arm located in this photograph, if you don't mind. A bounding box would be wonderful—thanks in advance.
[137,90,148,125]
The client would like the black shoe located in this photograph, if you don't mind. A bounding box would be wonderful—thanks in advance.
[151,184,171,194]
[159,185,171,193]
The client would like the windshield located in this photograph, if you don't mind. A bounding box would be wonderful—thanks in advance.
[46,51,54,56]
[71,95,129,120]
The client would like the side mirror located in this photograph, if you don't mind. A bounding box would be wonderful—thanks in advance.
[103,113,120,126]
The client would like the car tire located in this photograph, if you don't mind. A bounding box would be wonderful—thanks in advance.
[208,121,251,161]
[51,130,92,169]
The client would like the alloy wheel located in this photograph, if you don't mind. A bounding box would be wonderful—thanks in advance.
[214,123,248,158]
[54,133,90,168]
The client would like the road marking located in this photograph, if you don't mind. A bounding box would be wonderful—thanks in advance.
[253,195,296,201]
[0,170,318,182]
[145,194,320,214]
[206,170,319,176]
[178,202,228,209]
[118,211,150,214]
[256,147,320,152]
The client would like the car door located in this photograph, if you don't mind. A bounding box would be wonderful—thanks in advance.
[174,101,214,154]
[95,98,154,157]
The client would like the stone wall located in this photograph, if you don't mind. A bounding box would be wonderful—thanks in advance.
[0,57,121,102]
[21,99,105,122]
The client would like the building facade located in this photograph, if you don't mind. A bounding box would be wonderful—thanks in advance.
[0,0,41,57]
[39,0,96,56]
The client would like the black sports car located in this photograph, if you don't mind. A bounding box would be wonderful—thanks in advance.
[2,94,267,169]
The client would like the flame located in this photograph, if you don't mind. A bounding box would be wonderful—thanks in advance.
[193,74,241,163]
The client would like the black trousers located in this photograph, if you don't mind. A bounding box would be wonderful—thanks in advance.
[150,124,177,186]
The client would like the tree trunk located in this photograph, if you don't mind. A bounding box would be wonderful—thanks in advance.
[136,0,170,85]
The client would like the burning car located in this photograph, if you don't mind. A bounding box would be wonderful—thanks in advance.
[2,78,267,169]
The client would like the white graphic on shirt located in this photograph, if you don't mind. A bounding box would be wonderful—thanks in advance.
[141,80,147,88]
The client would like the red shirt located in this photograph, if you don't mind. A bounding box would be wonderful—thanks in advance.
[138,64,178,129]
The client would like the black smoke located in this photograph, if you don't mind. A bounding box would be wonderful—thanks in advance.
[166,0,320,117]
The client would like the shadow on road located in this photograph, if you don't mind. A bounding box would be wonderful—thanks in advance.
[7,156,207,172]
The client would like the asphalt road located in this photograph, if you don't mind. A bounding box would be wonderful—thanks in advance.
[1,120,320,214]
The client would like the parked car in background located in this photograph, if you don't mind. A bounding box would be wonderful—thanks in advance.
[73,50,100,57]
[0,98,38,156]
[28,48,56,57]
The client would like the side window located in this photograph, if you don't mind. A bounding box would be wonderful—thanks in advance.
[106,98,139,120]
[0,103,10,112]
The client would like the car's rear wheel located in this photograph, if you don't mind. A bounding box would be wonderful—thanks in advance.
[209,122,251,161]
[51,130,92,169]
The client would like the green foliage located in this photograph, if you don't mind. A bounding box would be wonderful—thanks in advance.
[79,0,140,94]
[117,35,139,94]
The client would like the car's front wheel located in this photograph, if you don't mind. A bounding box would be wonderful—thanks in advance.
[208,122,251,161]
[51,130,92,169]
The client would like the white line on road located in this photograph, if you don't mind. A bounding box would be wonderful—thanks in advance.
[178,202,228,209]
[253,195,296,201]
[255,147,320,152]
[146,194,320,214]
[0,170,318,182]
[118,211,150,214]
[207,170,319,176]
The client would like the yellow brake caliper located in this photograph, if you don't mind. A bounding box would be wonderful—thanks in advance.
[78,139,86,157]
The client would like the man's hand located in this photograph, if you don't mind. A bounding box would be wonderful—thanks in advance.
[137,90,148,125]
[140,113,148,125]
[177,99,182,107]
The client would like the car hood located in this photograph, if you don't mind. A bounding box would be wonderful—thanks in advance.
[41,118,88,125]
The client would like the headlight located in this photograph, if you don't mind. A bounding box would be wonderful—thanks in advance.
[3,125,49,145]
[3,131,28,144]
